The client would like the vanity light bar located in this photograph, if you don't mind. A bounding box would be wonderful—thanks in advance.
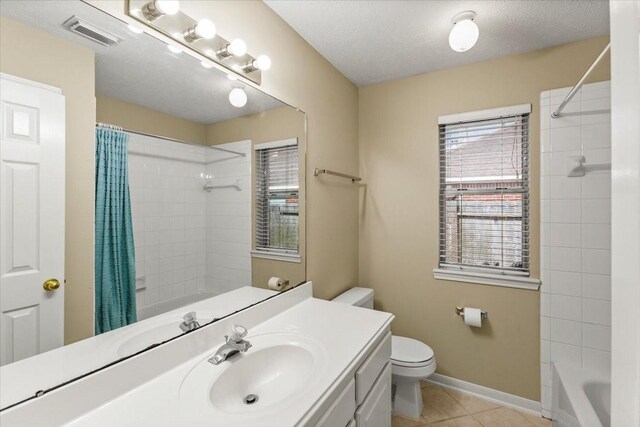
[128,0,269,85]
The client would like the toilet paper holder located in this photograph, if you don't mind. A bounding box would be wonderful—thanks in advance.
[455,306,488,320]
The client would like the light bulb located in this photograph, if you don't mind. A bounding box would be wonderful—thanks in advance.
[229,88,247,108]
[449,12,479,52]
[255,54,271,71]
[155,0,179,15]
[194,19,216,39]
[228,39,247,57]
[128,24,143,34]
[201,61,213,69]
[167,44,181,54]
[142,0,179,20]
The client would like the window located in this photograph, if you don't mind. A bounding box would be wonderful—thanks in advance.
[254,138,300,261]
[434,104,539,289]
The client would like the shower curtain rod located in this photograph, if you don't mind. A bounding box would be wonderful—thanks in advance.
[95,123,247,157]
[551,42,610,119]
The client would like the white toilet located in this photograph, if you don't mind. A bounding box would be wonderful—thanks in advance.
[332,287,436,419]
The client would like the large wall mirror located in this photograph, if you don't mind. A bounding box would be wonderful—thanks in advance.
[0,0,305,410]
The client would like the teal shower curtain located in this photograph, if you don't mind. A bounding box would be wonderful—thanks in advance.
[95,127,136,334]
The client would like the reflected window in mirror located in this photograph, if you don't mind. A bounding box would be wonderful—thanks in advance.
[254,139,300,261]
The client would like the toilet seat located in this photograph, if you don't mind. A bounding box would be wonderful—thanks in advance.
[392,358,436,368]
[391,336,434,367]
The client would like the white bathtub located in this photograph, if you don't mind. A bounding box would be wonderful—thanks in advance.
[552,363,610,427]
[137,291,220,321]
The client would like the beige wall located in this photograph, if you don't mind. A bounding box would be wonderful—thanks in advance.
[207,106,307,288]
[0,16,96,344]
[359,36,611,400]
[89,0,360,301]
[96,95,207,145]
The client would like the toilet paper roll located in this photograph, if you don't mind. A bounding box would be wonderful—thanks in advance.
[268,277,285,291]
[463,307,483,327]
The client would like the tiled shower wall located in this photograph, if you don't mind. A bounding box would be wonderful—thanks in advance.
[128,135,251,314]
[205,140,252,294]
[540,81,611,416]
[128,134,207,312]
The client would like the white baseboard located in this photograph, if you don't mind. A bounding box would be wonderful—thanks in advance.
[426,373,542,416]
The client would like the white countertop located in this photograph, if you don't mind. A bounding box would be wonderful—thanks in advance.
[0,286,276,409]
[0,283,393,427]
[61,299,392,426]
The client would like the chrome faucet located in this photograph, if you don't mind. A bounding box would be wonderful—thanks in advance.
[208,325,252,365]
[179,312,200,332]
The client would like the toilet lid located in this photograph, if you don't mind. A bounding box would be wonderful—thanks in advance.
[391,336,434,365]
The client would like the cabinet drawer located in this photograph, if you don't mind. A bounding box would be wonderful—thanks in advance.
[316,379,356,427]
[356,362,392,427]
[356,332,391,405]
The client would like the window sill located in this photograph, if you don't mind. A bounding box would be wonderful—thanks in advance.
[432,268,540,290]
[251,250,301,263]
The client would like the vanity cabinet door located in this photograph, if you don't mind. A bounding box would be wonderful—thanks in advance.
[355,363,392,427]
[316,378,356,427]
[356,332,391,405]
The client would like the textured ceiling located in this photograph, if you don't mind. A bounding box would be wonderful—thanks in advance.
[0,0,284,124]
[265,0,610,86]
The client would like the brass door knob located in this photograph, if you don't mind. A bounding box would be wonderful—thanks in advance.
[43,279,60,291]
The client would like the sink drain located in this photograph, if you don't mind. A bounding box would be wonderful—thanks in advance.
[244,394,259,405]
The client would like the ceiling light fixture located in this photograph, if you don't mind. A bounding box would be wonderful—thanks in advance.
[228,86,247,108]
[183,19,216,43]
[242,54,271,73]
[449,11,479,53]
[216,38,247,59]
[141,0,179,21]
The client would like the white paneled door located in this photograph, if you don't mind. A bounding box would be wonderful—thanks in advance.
[0,74,65,366]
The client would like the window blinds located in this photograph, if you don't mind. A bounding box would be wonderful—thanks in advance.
[439,114,530,275]
[255,143,299,253]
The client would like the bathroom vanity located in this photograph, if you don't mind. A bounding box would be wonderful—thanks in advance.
[0,283,394,426]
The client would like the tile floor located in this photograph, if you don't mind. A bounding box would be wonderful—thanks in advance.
[392,382,552,427]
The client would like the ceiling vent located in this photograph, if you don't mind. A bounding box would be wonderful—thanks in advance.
[62,16,120,47]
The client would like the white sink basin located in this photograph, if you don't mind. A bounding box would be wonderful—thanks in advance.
[210,343,313,411]
[179,332,328,422]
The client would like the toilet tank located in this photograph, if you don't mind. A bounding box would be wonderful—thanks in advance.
[332,287,374,309]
